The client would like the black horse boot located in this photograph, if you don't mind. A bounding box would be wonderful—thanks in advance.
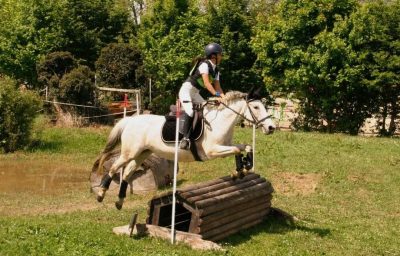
[179,115,193,150]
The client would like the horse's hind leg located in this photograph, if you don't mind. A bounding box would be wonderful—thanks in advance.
[115,150,151,210]
[97,155,129,202]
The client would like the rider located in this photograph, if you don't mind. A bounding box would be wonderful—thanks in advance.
[178,43,225,149]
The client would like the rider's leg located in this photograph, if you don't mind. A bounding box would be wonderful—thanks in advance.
[179,82,195,149]
[179,114,193,149]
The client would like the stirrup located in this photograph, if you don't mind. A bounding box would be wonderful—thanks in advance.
[179,138,191,150]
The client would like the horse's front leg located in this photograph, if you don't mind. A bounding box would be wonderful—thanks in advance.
[207,144,250,159]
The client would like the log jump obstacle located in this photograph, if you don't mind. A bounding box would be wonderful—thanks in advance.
[114,172,274,249]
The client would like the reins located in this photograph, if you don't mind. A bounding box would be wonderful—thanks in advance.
[203,98,272,128]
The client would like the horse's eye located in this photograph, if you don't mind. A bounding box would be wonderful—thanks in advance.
[253,106,259,110]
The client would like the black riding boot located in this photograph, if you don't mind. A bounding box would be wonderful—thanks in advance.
[180,115,193,150]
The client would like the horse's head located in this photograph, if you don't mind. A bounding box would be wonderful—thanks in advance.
[244,87,276,134]
[244,100,276,134]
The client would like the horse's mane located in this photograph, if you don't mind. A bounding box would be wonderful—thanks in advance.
[205,91,247,110]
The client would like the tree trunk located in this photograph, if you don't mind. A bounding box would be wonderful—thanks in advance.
[388,100,398,135]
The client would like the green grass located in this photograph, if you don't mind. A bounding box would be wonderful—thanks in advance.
[0,124,399,255]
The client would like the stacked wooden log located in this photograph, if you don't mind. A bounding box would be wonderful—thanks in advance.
[147,173,274,241]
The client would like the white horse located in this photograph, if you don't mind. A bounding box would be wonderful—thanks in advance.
[95,90,275,209]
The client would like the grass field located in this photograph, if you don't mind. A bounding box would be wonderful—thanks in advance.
[0,122,399,255]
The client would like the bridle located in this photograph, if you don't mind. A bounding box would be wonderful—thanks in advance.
[204,98,272,128]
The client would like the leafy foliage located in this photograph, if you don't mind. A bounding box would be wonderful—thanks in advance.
[0,0,131,84]
[138,0,211,113]
[95,43,144,89]
[59,65,96,106]
[346,0,400,135]
[36,51,77,99]
[205,0,263,92]
[0,76,41,152]
[252,0,373,133]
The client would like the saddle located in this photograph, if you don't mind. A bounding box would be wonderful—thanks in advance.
[161,105,204,143]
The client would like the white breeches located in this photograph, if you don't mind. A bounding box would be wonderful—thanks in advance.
[178,82,205,117]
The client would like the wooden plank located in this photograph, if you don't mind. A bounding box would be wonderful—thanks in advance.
[113,224,223,251]
[207,218,264,241]
[179,176,237,193]
[196,182,273,209]
[97,86,140,93]
[199,196,270,225]
[201,209,269,240]
[186,177,266,204]
[198,203,271,233]
[179,173,260,199]
[200,193,273,216]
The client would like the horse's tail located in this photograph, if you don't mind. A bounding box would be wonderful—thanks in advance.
[96,118,131,174]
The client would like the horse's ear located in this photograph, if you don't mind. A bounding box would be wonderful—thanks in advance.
[247,86,256,100]
[253,87,263,100]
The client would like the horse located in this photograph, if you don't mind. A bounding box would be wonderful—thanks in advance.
[95,90,276,210]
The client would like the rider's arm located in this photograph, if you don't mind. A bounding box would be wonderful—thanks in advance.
[201,73,219,96]
[213,80,224,97]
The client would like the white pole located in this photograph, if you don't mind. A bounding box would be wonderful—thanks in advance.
[252,124,256,172]
[149,78,152,103]
[136,93,140,115]
[171,100,180,244]
[45,86,48,101]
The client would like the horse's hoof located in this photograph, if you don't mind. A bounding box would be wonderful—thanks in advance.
[97,195,104,203]
[115,201,123,210]
[231,171,238,180]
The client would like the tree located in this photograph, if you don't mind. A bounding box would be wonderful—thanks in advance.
[95,43,144,89]
[61,0,133,66]
[36,51,77,99]
[0,76,41,152]
[346,0,400,135]
[59,65,96,106]
[205,0,263,92]
[138,0,211,113]
[251,0,371,133]
[0,0,132,85]
[0,0,66,84]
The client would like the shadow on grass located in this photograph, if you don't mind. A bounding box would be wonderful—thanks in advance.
[221,208,331,246]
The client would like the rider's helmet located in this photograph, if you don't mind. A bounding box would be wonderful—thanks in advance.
[205,43,223,58]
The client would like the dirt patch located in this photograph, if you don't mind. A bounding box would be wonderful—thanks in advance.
[272,172,322,196]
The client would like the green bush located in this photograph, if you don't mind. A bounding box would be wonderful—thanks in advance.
[0,76,42,153]
[95,43,145,89]
[59,65,96,106]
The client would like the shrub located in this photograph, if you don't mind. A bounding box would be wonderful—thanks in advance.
[36,51,77,98]
[0,76,42,153]
[95,43,144,89]
[59,65,96,106]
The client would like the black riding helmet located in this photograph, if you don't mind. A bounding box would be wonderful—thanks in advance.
[205,43,223,58]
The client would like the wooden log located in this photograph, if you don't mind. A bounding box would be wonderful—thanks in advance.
[179,176,236,193]
[207,218,265,241]
[186,177,266,204]
[179,173,260,199]
[198,202,271,233]
[196,182,273,209]
[200,193,273,216]
[201,208,270,240]
[199,195,270,225]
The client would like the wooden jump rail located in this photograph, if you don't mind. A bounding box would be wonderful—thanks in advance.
[146,173,274,242]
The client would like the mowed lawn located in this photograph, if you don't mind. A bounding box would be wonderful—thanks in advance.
[0,123,399,255]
